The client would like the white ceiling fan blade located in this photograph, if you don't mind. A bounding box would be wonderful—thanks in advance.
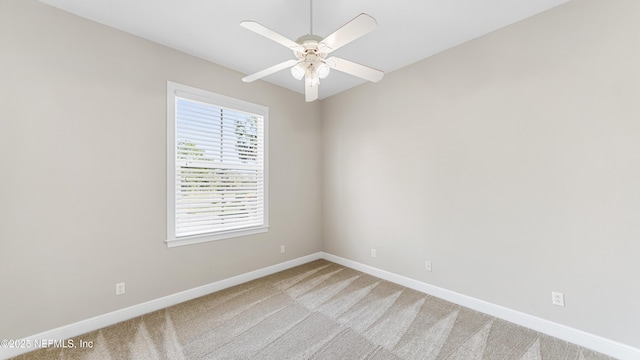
[305,77,319,102]
[240,21,303,52]
[242,59,298,83]
[326,57,384,83]
[319,14,377,53]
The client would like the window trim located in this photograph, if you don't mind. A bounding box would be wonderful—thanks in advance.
[166,81,269,247]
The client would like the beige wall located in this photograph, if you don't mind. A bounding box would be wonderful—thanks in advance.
[322,0,640,348]
[0,0,322,339]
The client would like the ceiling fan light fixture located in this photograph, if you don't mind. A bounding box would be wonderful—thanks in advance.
[317,62,330,79]
[291,63,305,80]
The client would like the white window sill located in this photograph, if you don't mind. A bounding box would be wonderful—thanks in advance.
[166,225,269,248]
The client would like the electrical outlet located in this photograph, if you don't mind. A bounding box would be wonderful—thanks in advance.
[371,249,376,258]
[552,291,565,307]
[280,245,285,254]
[116,282,125,296]
[425,261,432,272]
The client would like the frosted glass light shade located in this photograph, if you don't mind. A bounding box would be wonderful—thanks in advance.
[291,63,305,80]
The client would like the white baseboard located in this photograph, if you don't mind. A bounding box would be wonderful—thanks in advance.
[321,252,640,360]
[0,253,323,360]
[3,251,638,360]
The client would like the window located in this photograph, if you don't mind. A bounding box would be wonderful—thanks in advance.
[167,82,268,247]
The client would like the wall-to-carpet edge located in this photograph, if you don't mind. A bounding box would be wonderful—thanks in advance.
[2,253,638,360]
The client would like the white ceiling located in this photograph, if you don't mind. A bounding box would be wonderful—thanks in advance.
[37,0,569,100]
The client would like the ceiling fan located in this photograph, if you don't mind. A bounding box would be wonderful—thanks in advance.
[240,0,384,102]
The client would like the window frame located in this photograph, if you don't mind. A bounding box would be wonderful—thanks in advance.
[166,81,269,247]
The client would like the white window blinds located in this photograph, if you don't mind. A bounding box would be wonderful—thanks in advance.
[167,82,268,247]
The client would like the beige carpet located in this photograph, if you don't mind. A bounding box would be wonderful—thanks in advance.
[15,260,613,359]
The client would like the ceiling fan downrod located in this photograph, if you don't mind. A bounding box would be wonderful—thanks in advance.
[309,0,313,35]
